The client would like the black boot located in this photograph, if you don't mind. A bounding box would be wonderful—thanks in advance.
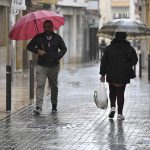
[52,104,57,113]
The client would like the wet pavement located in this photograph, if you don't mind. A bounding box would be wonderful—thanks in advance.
[0,70,31,120]
[0,63,150,150]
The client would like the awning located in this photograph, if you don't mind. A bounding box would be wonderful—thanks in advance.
[0,0,10,7]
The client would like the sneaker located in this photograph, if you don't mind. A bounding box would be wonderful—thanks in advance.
[33,107,42,115]
[109,107,116,119]
[117,114,125,120]
[52,104,57,113]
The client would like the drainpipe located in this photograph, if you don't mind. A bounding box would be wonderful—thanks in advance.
[148,54,150,81]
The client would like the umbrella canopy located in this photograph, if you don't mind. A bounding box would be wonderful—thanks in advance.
[9,10,65,40]
[97,19,150,40]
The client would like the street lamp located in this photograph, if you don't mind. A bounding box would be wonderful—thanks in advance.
[6,0,26,111]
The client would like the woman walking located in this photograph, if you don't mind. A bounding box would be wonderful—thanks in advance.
[100,32,138,120]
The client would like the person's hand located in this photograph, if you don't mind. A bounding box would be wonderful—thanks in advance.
[38,49,46,56]
[100,75,105,82]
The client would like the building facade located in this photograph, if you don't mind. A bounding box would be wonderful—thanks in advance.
[57,0,87,63]
[33,0,100,63]
[99,0,137,28]
[86,0,100,62]
[138,0,150,77]
[57,0,100,63]
[99,0,140,48]
[111,0,130,19]
[0,0,100,79]
[0,0,10,79]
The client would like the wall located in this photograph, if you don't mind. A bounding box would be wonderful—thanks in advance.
[58,5,86,63]
[0,6,9,79]
[0,1,10,111]
[111,0,129,7]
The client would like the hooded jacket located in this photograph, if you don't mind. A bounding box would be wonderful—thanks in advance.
[100,39,138,84]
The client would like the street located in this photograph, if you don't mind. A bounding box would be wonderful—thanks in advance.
[0,63,150,150]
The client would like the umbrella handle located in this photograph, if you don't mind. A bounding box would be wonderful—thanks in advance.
[42,43,45,51]
[34,20,45,51]
[34,20,39,34]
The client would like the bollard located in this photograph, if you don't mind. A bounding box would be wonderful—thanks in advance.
[30,60,34,99]
[139,53,142,78]
[6,65,11,111]
[148,55,150,81]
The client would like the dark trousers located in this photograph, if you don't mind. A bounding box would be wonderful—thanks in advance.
[109,84,126,114]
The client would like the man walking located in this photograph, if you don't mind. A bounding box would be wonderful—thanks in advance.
[99,39,107,59]
[27,20,67,114]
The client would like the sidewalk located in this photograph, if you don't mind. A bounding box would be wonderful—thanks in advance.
[0,70,31,120]
[0,63,150,150]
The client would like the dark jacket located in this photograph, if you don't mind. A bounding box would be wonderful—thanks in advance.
[27,32,67,67]
[100,39,138,84]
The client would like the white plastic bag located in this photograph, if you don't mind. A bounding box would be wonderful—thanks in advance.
[94,83,108,109]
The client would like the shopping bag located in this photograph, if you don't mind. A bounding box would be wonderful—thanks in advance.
[94,83,108,109]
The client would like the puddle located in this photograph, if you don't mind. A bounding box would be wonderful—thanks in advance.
[135,138,150,149]
[68,81,82,87]
[27,122,81,130]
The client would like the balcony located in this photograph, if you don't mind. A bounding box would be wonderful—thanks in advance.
[34,0,58,5]
[57,0,87,8]
[111,0,129,7]
[87,1,99,10]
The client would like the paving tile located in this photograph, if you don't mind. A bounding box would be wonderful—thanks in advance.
[0,63,150,149]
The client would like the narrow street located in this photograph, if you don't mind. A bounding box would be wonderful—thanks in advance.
[0,63,150,150]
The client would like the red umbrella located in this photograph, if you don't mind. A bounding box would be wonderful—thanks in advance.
[9,10,65,40]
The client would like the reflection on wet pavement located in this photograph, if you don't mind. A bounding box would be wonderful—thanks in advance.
[0,63,150,149]
[68,81,82,87]
[0,71,31,120]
